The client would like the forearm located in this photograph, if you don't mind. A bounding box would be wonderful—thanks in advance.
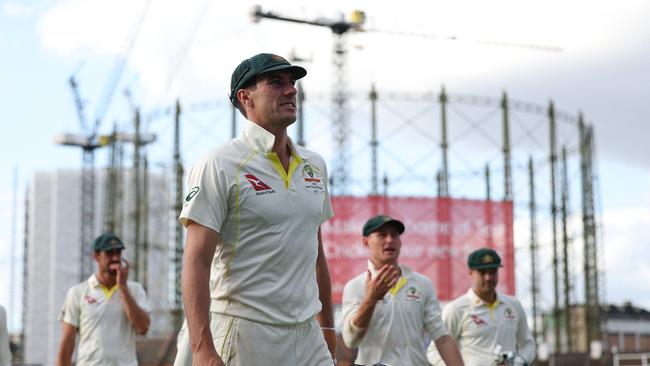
[120,287,151,334]
[315,229,336,357]
[183,224,219,359]
[351,296,378,331]
[56,324,77,366]
[434,335,464,366]
[315,263,334,328]
[56,345,73,366]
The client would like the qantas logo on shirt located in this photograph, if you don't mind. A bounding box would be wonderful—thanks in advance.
[244,174,275,195]
[471,314,486,325]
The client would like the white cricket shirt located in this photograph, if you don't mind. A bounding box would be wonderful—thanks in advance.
[60,274,150,366]
[427,288,535,366]
[0,306,11,366]
[180,120,334,325]
[341,262,448,366]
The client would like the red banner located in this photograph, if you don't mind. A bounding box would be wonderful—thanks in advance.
[322,196,514,303]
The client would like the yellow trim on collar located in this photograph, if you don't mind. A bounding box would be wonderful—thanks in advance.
[487,300,501,319]
[100,284,119,300]
[266,150,303,189]
[389,276,408,296]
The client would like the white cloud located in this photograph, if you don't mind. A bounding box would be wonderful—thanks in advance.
[36,0,650,107]
[3,2,36,16]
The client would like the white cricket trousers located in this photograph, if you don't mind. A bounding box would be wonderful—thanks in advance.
[174,313,334,366]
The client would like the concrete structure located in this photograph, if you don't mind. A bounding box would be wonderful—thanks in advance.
[543,302,650,355]
[23,169,173,366]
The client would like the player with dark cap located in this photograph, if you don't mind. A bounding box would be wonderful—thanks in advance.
[57,233,151,366]
[174,53,336,366]
[341,215,464,365]
[427,248,535,365]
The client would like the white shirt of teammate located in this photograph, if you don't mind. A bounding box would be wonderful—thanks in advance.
[342,261,449,366]
[428,288,535,366]
[0,305,11,366]
[60,274,150,366]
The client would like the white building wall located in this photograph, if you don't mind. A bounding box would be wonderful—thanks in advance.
[24,169,172,365]
[24,172,53,365]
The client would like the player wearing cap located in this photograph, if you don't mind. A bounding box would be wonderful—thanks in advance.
[56,233,151,366]
[427,248,535,366]
[341,215,464,366]
[174,53,335,366]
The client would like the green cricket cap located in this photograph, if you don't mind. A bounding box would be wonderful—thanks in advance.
[362,215,405,237]
[467,248,503,269]
[229,53,307,108]
[92,233,125,252]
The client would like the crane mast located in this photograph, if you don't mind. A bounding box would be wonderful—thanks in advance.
[252,6,365,195]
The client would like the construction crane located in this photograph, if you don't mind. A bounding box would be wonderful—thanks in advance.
[251,6,561,195]
[55,1,151,281]
[252,6,366,195]
[56,77,111,281]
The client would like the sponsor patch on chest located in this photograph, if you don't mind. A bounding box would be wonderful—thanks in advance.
[245,174,276,196]
[302,164,325,192]
[471,314,486,325]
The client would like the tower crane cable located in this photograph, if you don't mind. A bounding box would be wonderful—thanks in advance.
[364,28,563,53]
[251,5,562,194]
[91,0,153,139]
[62,0,152,281]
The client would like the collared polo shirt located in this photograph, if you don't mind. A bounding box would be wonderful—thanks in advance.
[0,306,11,366]
[180,120,334,325]
[60,274,150,366]
[427,288,535,366]
[341,262,448,366]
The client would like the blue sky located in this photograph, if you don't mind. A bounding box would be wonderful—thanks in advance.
[1,0,650,332]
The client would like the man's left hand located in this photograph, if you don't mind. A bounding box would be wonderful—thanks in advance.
[116,258,129,288]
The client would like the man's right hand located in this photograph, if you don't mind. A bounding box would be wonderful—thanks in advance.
[364,264,400,302]
[193,349,225,366]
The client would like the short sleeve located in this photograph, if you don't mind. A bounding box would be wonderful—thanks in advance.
[423,280,449,341]
[60,286,81,327]
[128,281,151,313]
[179,154,229,233]
[341,277,365,349]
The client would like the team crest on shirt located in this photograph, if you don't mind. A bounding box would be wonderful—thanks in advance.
[84,295,98,305]
[302,164,325,192]
[245,174,276,196]
[405,286,421,300]
[504,307,516,319]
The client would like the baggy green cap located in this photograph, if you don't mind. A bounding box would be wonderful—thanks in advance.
[467,247,503,269]
[92,233,126,252]
[229,53,307,108]
[362,215,405,236]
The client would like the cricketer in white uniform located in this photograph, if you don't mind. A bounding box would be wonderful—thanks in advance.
[427,248,535,366]
[56,234,151,366]
[175,53,336,366]
[0,305,11,366]
[341,215,464,366]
